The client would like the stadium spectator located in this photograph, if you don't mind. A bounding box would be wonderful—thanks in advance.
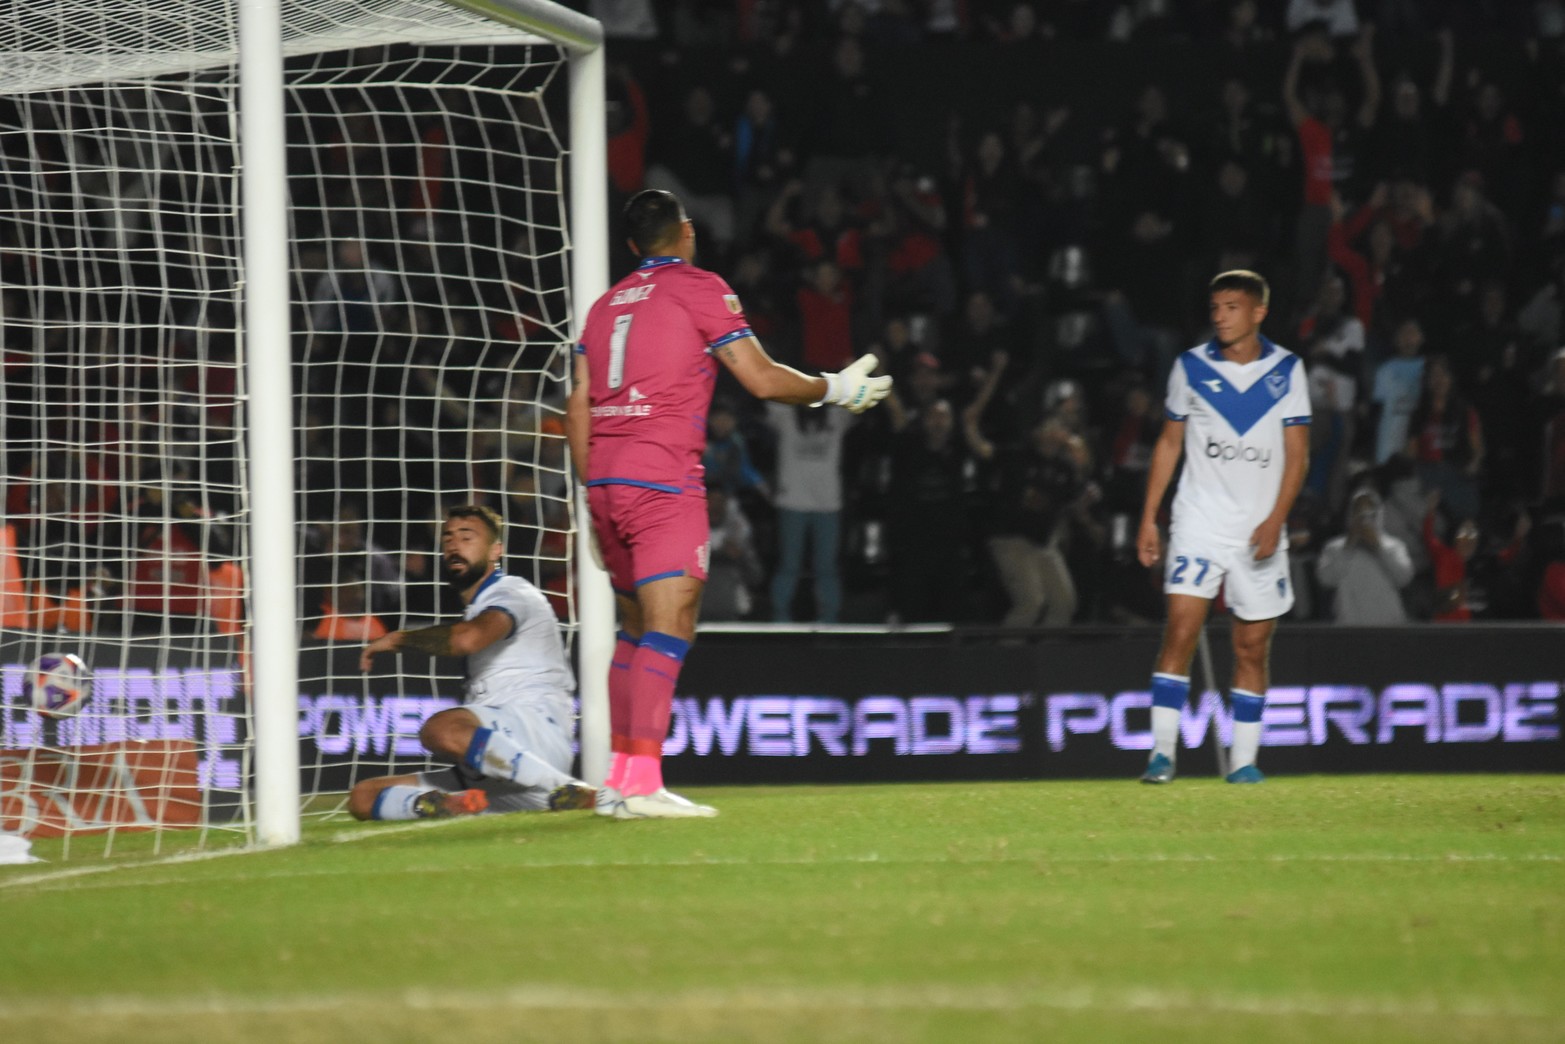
[764,402,854,624]
[1365,30,1454,186]
[796,258,856,373]
[1299,273,1365,511]
[972,413,1096,628]
[645,85,736,252]
[884,398,974,623]
[1286,0,1359,37]
[1429,171,1513,323]
[702,398,769,499]
[1535,348,1565,499]
[732,87,796,244]
[1317,488,1415,623]
[1370,317,1428,465]
[1407,354,1485,524]
[1422,491,1480,622]
[703,486,763,621]
[307,239,399,336]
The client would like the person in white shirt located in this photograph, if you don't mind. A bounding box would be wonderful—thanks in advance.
[1136,271,1311,785]
[1316,488,1414,624]
[765,402,854,623]
[349,505,594,820]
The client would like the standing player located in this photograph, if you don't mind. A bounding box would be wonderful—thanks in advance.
[567,189,890,819]
[1136,271,1310,785]
[350,506,594,820]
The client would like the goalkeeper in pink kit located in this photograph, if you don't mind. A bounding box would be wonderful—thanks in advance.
[567,189,891,818]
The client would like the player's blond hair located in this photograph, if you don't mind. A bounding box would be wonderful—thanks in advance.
[1209,269,1270,307]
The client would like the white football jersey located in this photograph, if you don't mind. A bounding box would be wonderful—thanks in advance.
[1165,337,1311,548]
[462,570,575,719]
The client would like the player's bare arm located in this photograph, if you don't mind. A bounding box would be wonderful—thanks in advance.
[1250,423,1310,561]
[564,353,591,480]
[360,610,511,672]
[715,334,890,413]
[1137,417,1186,568]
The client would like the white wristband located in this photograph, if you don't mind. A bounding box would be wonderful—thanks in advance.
[813,372,841,408]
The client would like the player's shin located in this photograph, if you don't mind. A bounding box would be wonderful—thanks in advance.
[463,727,574,790]
[1229,689,1266,769]
[1151,673,1189,760]
[624,631,689,796]
[608,630,640,791]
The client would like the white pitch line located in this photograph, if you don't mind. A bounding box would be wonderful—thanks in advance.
[0,983,1555,1024]
[3,849,1560,896]
[0,844,259,892]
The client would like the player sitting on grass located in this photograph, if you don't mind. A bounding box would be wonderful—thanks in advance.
[1135,270,1310,785]
[349,505,594,820]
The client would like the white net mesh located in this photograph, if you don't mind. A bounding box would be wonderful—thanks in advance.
[0,1,580,856]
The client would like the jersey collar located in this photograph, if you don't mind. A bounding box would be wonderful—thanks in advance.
[474,566,505,599]
[637,255,685,270]
[1204,334,1278,362]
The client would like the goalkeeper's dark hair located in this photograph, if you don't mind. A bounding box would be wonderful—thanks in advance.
[447,504,503,542]
[1209,269,1270,307]
[623,189,687,256]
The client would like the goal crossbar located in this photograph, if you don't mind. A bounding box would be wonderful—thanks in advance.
[0,0,602,94]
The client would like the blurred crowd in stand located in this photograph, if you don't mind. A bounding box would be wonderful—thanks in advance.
[3,0,1565,636]
[589,0,1565,627]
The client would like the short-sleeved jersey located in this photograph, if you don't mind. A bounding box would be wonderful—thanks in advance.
[1165,337,1311,548]
[576,256,751,493]
[463,570,575,720]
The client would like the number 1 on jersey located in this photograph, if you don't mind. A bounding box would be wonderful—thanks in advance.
[608,314,632,390]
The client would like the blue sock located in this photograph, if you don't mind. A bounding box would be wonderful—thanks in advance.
[1230,689,1265,769]
[371,785,423,821]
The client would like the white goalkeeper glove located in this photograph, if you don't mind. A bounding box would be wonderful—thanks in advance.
[815,354,892,414]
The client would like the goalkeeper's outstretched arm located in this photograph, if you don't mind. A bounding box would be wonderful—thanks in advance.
[714,334,891,414]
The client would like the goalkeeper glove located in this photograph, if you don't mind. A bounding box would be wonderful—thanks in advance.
[815,354,892,414]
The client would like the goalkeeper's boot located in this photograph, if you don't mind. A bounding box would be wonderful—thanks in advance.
[614,788,718,820]
[547,780,598,812]
[413,788,489,819]
[1225,764,1266,784]
[594,785,623,818]
[1140,753,1175,785]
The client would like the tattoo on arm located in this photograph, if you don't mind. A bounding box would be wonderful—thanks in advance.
[399,625,456,657]
[716,344,737,364]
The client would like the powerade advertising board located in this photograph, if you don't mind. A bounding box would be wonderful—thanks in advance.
[2,628,1558,799]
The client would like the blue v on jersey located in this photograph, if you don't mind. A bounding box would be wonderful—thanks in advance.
[1164,337,1311,548]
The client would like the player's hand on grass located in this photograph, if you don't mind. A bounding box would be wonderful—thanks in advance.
[818,354,892,414]
[360,632,401,672]
[1250,516,1283,560]
[1136,519,1163,568]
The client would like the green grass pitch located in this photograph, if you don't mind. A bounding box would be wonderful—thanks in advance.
[2,775,1562,1043]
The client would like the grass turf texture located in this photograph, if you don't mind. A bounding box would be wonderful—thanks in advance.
[1,776,1561,1043]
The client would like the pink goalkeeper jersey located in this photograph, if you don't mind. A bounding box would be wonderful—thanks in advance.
[576,256,751,492]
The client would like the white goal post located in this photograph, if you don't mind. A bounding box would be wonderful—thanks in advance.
[0,0,612,856]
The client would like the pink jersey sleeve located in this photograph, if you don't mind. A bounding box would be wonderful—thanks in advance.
[677,269,752,350]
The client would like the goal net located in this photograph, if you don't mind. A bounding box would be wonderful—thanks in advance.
[0,0,605,859]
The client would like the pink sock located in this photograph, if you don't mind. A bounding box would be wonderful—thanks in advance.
[622,753,664,796]
[623,631,689,796]
[606,751,630,791]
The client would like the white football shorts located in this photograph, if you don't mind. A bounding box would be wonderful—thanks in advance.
[1163,531,1294,621]
[418,701,574,813]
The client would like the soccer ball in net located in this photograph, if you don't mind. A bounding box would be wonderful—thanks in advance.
[25,653,91,718]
